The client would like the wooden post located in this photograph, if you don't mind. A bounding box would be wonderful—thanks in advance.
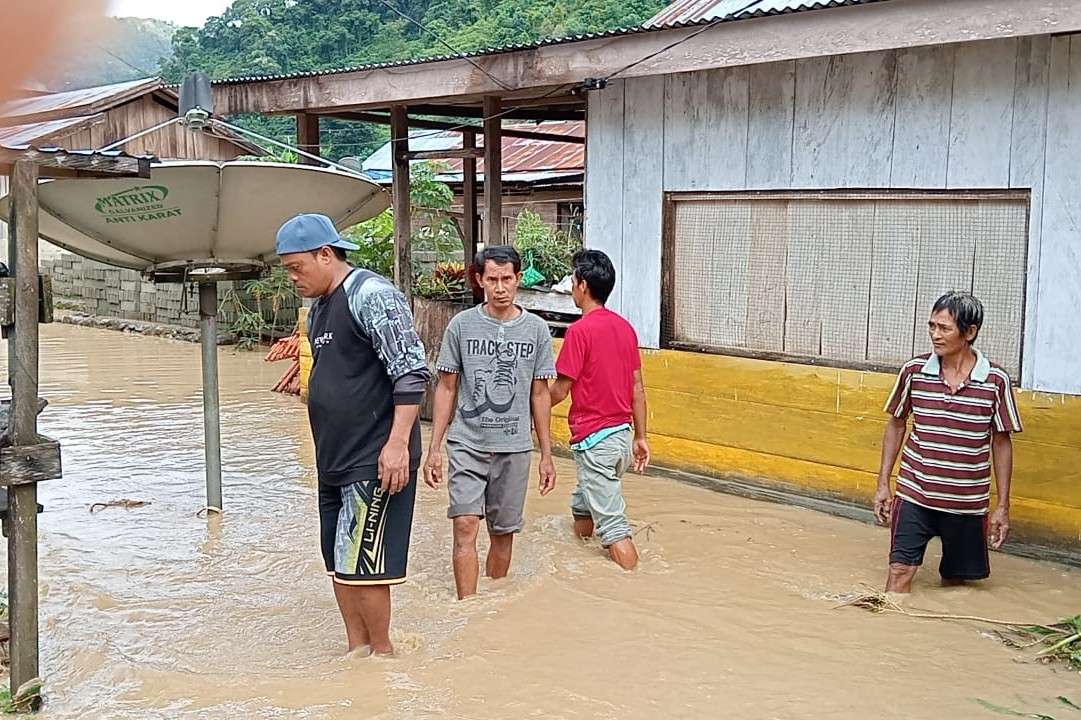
[482,96,503,246]
[390,105,412,302]
[295,113,321,165]
[8,158,41,701]
[462,129,483,303]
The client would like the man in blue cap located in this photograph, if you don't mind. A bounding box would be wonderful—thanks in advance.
[276,213,430,656]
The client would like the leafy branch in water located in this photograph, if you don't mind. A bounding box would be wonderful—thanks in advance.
[838,587,1081,672]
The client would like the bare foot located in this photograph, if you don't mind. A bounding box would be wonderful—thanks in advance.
[346,644,372,659]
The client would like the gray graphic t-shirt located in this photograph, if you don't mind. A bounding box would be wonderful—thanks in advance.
[436,305,556,453]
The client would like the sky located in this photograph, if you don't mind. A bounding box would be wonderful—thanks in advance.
[107,0,233,27]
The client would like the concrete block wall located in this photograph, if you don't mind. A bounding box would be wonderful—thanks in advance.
[46,251,300,332]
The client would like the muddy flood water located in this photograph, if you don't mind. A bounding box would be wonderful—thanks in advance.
[1,324,1079,719]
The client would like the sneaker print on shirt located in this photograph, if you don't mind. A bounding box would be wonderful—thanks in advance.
[460,342,519,418]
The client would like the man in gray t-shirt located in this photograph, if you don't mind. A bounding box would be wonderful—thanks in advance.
[424,246,556,600]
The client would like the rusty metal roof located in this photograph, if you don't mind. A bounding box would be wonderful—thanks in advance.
[209,1,890,86]
[0,77,162,125]
[362,121,583,180]
[645,0,880,28]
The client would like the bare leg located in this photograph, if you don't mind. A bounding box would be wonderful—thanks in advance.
[573,515,594,539]
[607,537,639,571]
[486,532,514,579]
[353,585,393,655]
[332,580,371,653]
[452,516,481,600]
[886,563,918,593]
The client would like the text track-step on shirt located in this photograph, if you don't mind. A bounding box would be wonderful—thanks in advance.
[437,305,556,454]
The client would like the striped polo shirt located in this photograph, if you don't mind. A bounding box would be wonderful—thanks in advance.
[884,349,1022,515]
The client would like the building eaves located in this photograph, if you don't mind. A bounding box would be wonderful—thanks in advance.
[208,0,889,87]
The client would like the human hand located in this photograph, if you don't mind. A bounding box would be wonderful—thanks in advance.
[423,449,444,490]
[378,438,410,494]
[632,438,650,473]
[989,505,1010,549]
[873,485,893,525]
[538,455,556,496]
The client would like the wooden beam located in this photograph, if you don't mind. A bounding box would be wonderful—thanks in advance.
[483,96,503,247]
[390,106,412,302]
[7,158,41,702]
[0,440,62,486]
[210,0,1081,116]
[328,112,584,144]
[462,129,481,302]
[404,147,484,161]
[405,104,584,121]
[0,148,151,178]
[295,112,321,165]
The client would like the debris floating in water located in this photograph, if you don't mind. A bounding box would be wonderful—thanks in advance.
[89,499,150,513]
[836,585,1081,671]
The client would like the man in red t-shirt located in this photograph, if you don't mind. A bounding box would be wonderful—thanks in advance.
[550,249,649,570]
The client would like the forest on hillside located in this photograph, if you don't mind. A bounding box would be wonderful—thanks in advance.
[158,0,664,159]
[160,0,663,82]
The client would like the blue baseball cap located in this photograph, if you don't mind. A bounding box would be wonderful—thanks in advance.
[275,213,359,256]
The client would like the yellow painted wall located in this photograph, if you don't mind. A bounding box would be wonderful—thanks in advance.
[296,325,1080,548]
[548,343,1080,548]
[297,307,312,402]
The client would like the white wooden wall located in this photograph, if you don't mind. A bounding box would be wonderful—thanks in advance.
[586,33,1081,395]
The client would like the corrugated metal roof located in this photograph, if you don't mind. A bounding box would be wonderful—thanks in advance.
[0,115,101,147]
[361,121,583,178]
[0,143,152,163]
[210,1,888,86]
[0,77,160,124]
[645,0,880,28]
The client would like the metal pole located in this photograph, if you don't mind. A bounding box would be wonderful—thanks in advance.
[8,158,40,699]
[198,282,222,511]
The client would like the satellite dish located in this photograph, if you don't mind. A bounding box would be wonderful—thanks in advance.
[0,159,390,515]
[0,159,389,281]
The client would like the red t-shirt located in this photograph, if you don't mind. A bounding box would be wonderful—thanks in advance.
[555,307,641,443]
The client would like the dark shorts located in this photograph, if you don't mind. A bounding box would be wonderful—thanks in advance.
[318,473,417,585]
[889,497,990,580]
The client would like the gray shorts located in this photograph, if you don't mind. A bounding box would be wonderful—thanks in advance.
[447,441,532,534]
[571,428,633,547]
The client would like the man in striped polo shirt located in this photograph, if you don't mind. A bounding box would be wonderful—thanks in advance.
[873,291,1022,593]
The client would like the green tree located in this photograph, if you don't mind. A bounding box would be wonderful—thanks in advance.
[160,0,663,161]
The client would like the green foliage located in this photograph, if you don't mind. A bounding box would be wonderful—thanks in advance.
[415,262,470,301]
[409,162,462,262]
[219,266,298,350]
[160,0,662,83]
[344,211,395,278]
[156,0,663,159]
[235,146,299,164]
[513,209,580,286]
[344,162,460,278]
[0,678,42,714]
